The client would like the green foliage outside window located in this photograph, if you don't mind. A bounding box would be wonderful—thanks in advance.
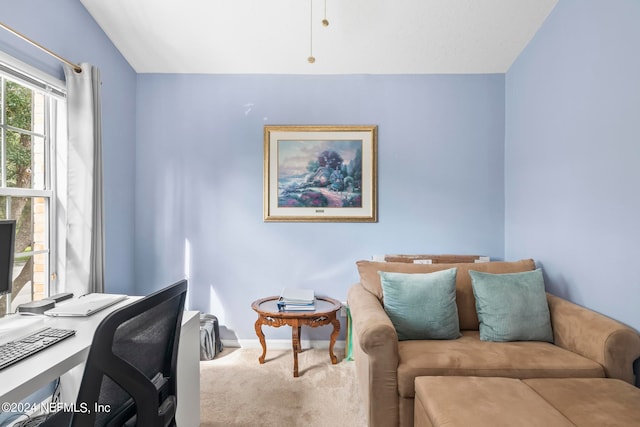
[1,78,38,314]
[5,81,34,188]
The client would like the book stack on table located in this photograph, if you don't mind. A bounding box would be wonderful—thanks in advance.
[278,288,315,311]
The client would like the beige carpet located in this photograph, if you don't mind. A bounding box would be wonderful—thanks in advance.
[200,347,366,427]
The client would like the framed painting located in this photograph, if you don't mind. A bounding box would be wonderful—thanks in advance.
[264,125,378,222]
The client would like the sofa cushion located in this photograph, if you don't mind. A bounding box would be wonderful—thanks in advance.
[470,269,553,342]
[356,259,536,330]
[380,269,460,341]
[396,330,605,398]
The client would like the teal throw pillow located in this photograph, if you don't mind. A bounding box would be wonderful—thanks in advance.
[380,268,460,341]
[470,269,553,342]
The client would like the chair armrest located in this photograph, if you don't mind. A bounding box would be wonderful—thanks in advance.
[547,293,640,384]
[347,283,399,427]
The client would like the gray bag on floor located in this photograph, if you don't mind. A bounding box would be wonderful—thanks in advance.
[200,313,223,360]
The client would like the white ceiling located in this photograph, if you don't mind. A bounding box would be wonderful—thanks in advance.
[80,0,558,75]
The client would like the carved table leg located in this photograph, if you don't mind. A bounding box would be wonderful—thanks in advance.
[329,315,340,364]
[292,320,300,377]
[254,316,267,364]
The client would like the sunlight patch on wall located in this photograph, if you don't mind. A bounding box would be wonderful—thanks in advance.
[184,238,191,280]
[184,238,191,310]
[208,285,226,325]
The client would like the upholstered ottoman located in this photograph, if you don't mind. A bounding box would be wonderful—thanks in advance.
[414,376,640,427]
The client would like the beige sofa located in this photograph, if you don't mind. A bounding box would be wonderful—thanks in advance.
[347,259,640,427]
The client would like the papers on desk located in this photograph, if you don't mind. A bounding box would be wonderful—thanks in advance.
[278,288,315,311]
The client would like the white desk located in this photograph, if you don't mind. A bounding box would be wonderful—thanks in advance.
[0,298,200,427]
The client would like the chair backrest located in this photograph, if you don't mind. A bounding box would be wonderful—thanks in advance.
[70,280,187,427]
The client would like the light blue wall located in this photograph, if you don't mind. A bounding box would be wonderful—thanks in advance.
[0,0,137,294]
[505,0,640,331]
[135,74,506,340]
[14,0,633,343]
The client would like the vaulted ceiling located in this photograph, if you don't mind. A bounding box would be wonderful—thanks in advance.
[80,0,558,74]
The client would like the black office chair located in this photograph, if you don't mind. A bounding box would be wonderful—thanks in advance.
[39,280,188,427]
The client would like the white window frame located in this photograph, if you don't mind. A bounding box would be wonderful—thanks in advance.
[0,50,66,312]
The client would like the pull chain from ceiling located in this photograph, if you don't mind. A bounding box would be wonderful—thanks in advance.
[307,0,330,64]
[323,0,329,27]
[308,0,315,63]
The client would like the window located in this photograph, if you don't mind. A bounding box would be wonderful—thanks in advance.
[0,54,66,316]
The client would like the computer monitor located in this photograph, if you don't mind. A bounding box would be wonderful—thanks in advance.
[0,220,16,297]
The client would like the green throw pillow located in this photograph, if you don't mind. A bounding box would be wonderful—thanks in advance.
[379,268,460,341]
[470,269,553,342]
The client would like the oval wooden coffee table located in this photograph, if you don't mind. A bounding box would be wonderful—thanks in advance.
[251,296,341,377]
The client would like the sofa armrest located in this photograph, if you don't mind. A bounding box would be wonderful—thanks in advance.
[547,293,640,384]
[348,283,399,427]
[349,284,399,354]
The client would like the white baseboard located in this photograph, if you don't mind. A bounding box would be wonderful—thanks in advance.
[222,338,346,350]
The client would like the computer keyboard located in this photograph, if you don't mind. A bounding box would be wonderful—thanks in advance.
[0,327,76,370]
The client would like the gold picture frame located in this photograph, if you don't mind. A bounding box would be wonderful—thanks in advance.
[264,125,378,222]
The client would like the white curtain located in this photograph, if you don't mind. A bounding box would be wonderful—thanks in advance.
[63,63,104,295]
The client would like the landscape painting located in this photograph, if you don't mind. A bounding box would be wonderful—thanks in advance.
[278,139,362,208]
[264,126,377,222]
